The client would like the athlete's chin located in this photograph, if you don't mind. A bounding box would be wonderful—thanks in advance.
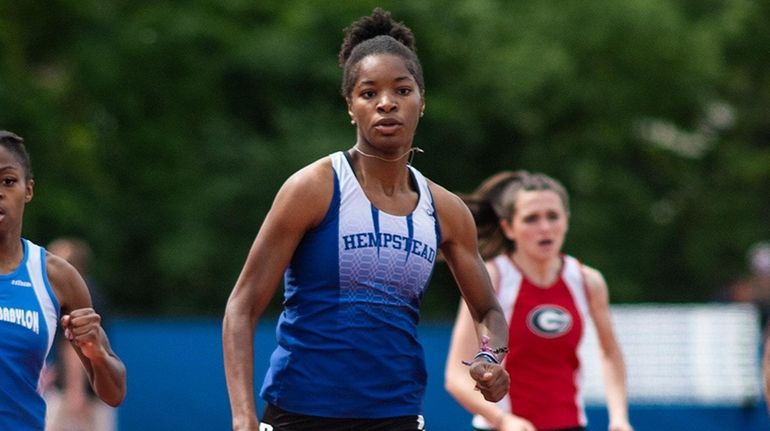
[366,137,411,153]
[373,133,406,145]
[537,241,563,255]
[532,249,560,262]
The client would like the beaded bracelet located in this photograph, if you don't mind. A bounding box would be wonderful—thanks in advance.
[479,335,509,356]
[489,346,509,355]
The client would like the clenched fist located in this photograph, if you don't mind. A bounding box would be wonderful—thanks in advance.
[469,360,509,402]
[61,308,108,360]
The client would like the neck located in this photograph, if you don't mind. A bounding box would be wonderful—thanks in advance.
[353,144,423,164]
[511,253,562,287]
[348,144,417,187]
[0,235,23,274]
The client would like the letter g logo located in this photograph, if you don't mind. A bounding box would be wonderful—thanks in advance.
[527,305,572,338]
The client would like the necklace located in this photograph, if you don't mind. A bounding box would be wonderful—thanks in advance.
[353,145,424,164]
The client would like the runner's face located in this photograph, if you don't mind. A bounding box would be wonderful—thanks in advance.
[501,190,568,261]
[0,146,33,231]
[347,54,424,155]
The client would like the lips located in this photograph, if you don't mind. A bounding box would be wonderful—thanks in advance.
[373,118,402,136]
[374,118,402,127]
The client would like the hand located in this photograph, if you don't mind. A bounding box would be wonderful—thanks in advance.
[232,417,261,431]
[498,413,536,431]
[468,360,509,402]
[61,308,107,360]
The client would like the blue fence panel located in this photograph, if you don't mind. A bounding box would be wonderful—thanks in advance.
[109,318,232,430]
[107,318,770,431]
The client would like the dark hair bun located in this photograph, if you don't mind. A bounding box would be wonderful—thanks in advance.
[338,8,416,67]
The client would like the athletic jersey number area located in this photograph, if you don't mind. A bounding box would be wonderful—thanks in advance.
[260,151,440,419]
[0,240,59,430]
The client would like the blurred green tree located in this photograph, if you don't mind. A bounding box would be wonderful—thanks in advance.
[0,0,766,316]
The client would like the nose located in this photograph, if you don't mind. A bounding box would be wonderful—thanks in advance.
[377,93,397,113]
[537,219,553,231]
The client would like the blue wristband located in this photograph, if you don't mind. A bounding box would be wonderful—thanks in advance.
[473,351,499,364]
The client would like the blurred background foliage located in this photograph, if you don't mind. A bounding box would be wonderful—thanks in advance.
[0,0,767,317]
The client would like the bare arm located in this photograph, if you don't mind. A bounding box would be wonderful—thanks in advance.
[444,265,534,430]
[584,265,632,431]
[432,183,509,402]
[223,160,333,431]
[47,255,126,407]
[762,326,770,412]
[61,337,89,412]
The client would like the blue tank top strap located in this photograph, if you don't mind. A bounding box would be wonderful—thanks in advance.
[24,239,61,356]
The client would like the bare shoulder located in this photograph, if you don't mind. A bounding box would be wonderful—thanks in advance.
[273,156,335,228]
[281,157,333,199]
[427,181,474,242]
[580,262,609,303]
[45,252,91,314]
[427,180,466,212]
[45,252,77,292]
[580,263,606,288]
[287,156,333,185]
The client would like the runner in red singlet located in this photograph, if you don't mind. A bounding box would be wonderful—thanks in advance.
[445,171,632,431]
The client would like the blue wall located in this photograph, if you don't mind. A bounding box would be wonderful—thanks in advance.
[108,318,770,430]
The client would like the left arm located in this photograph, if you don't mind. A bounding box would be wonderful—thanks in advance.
[583,265,632,431]
[431,182,509,402]
[762,325,770,412]
[47,253,127,407]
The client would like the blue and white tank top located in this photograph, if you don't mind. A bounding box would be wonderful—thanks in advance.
[0,239,60,430]
[260,151,441,418]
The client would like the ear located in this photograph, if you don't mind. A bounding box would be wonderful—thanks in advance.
[346,98,355,122]
[499,217,515,241]
[25,179,34,203]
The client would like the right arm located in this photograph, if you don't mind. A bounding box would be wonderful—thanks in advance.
[430,183,509,402]
[444,263,536,431]
[47,255,126,407]
[222,159,333,431]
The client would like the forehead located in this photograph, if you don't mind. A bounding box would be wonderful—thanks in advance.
[354,54,415,85]
[0,145,23,168]
[514,190,565,213]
